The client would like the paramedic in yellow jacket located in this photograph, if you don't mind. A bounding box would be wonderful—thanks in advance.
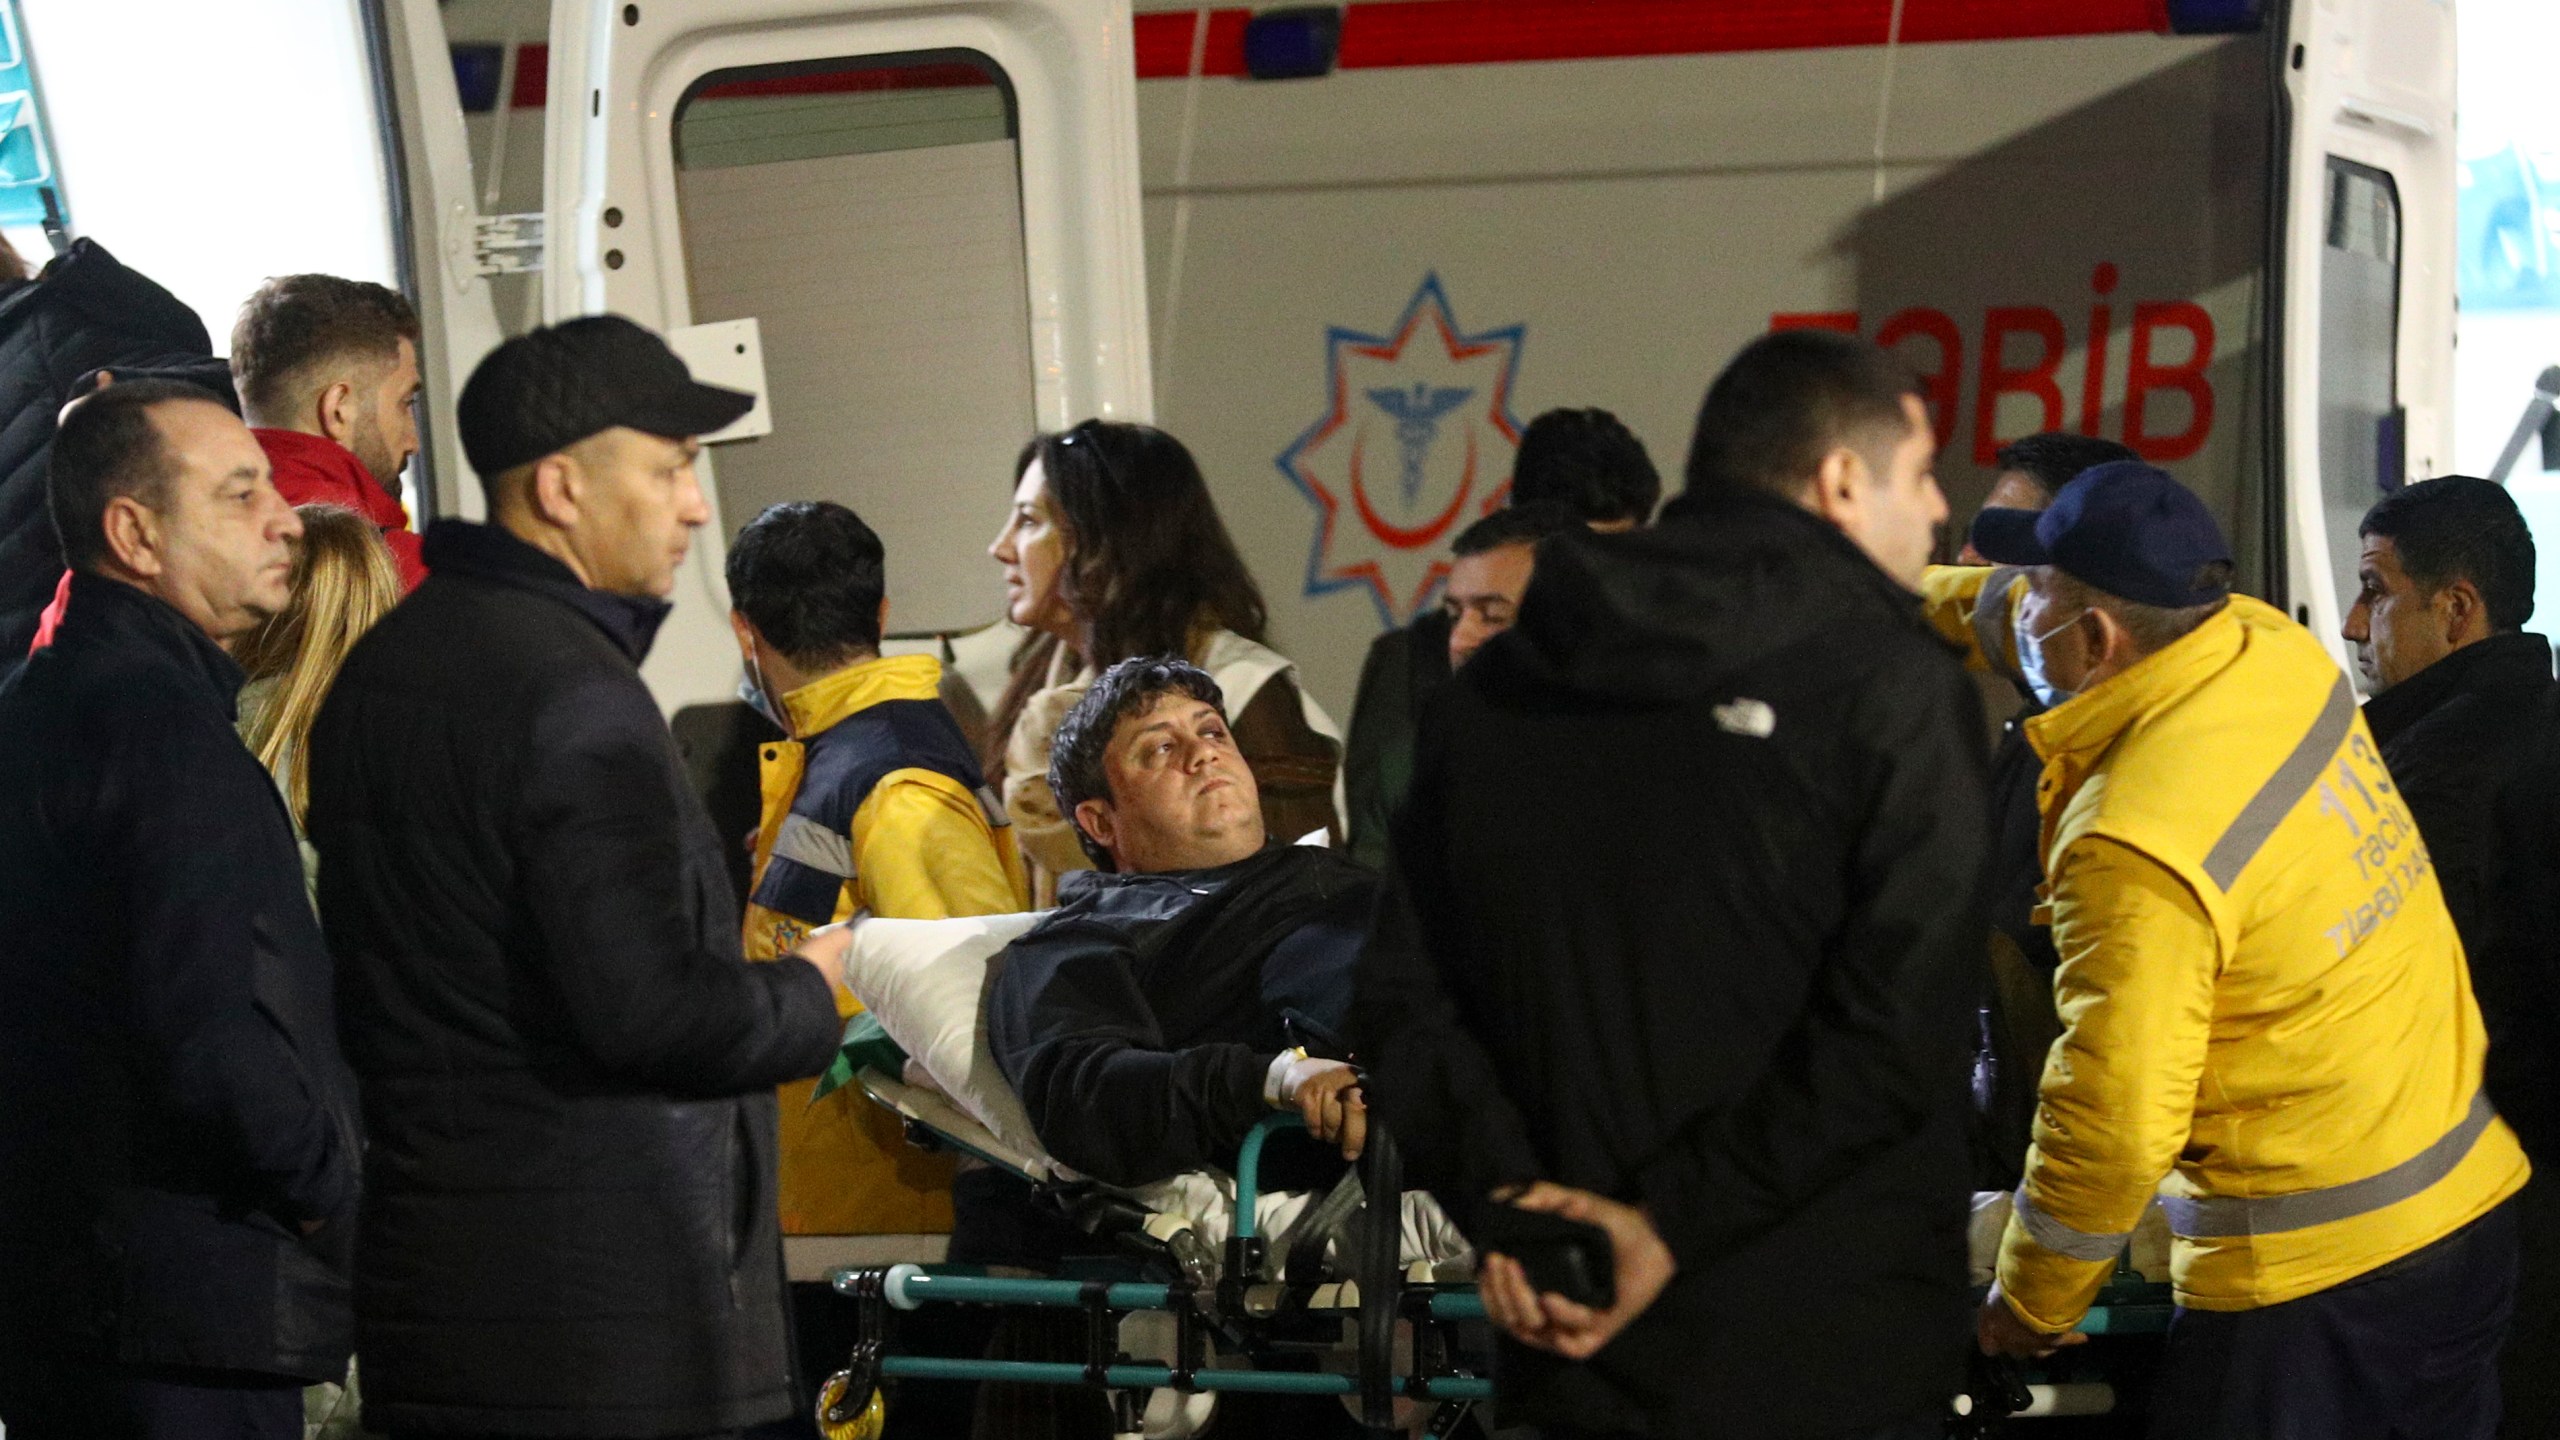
[728,501,1030,1240]
[1935,462,2527,1437]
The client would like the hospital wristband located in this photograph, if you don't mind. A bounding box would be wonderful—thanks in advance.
[1264,1047,1308,1107]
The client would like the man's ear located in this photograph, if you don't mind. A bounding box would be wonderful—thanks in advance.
[2085,604,2138,676]
[2437,576,2488,641]
[99,494,165,578]
[526,453,581,529]
[317,378,359,447]
[1805,445,1863,528]
[729,609,761,659]
[1074,796,1117,855]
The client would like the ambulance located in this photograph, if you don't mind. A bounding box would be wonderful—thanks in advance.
[0,0,2473,1280]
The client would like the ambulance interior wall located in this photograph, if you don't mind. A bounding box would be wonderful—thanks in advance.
[1136,32,2272,715]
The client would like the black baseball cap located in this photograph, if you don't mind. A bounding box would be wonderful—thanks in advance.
[1969,460,2233,609]
[456,314,752,479]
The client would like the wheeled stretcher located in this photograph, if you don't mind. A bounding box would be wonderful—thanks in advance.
[820,1069,1493,1439]
[820,911,2176,1437]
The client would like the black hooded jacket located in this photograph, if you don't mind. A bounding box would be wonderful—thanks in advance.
[308,521,842,1437]
[1355,493,1989,1438]
[0,241,224,677]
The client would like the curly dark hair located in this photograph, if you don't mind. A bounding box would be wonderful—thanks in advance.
[1047,654,1226,870]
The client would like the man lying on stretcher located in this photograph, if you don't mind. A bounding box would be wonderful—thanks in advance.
[989,655,1374,1191]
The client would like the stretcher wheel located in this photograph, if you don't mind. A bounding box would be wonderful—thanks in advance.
[815,1369,885,1440]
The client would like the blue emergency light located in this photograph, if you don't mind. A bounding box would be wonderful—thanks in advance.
[1245,6,1342,81]
[2161,0,2266,35]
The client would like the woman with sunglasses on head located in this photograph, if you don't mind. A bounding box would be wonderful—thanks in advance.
[986,420,1342,904]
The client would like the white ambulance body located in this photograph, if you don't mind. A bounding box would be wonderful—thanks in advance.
[15,0,2464,725]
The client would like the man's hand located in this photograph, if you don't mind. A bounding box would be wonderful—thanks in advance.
[1476,1182,1677,1360]
[791,922,856,990]
[1977,1283,2086,1359]
[1274,1055,1367,1160]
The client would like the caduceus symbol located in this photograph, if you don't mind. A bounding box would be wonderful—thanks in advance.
[1365,382,1475,503]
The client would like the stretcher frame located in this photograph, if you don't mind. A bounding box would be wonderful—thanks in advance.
[824,1070,1492,1437]
[827,1069,2178,1437]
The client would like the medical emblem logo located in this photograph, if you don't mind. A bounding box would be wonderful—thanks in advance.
[1277,275,1525,625]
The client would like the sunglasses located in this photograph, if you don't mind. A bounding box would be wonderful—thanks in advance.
[1052,420,1126,489]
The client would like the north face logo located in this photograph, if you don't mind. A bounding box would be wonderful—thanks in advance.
[1713,698,1776,738]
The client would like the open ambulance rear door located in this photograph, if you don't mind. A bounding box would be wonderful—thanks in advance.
[2274,0,2458,662]
[545,0,1154,711]
[382,0,1154,714]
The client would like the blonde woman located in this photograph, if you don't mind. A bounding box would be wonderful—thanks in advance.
[237,503,402,832]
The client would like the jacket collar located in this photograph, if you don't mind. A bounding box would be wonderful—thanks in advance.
[2361,631,2556,747]
[778,652,943,739]
[253,428,408,528]
[56,570,246,713]
[418,519,670,665]
[2024,598,2250,771]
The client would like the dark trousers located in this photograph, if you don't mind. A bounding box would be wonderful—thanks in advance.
[2149,1201,2520,1440]
[0,1358,304,1440]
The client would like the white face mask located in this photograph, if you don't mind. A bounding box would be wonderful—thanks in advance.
[2016,605,2087,710]
[739,648,786,733]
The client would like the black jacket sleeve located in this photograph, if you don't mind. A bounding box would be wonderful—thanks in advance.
[1351,692,1546,1212]
[1632,643,1989,1271]
[106,698,354,1226]
[2482,715,2560,1163]
[512,674,840,1097]
[989,919,1274,1186]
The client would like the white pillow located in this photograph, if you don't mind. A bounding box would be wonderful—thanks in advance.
[841,911,1053,1172]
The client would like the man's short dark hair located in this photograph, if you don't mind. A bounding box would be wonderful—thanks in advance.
[1452,501,1581,559]
[2360,475,2536,632]
[1049,655,1226,870]
[1511,408,1661,525]
[230,274,420,423]
[1682,330,1923,502]
[1992,432,2140,499]
[725,500,887,668]
[49,379,227,572]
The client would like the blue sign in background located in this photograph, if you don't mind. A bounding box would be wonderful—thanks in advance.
[0,1,64,232]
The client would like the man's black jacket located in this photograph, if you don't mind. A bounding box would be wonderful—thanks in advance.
[2364,631,2555,950]
[0,241,224,678]
[1355,493,1988,1438]
[0,575,358,1379]
[990,844,1376,1187]
[1343,611,1453,870]
[308,521,840,1438]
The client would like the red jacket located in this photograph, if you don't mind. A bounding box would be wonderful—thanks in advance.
[256,428,427,591]
[27,429,425,655]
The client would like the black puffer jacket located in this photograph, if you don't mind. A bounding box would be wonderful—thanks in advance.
[1356,492,1989,1438]
[0,241,219,675]
[307,521,841,1438]
[0,575,359,1380]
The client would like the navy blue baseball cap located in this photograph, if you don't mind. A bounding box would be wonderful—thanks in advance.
[1969,460,2232,608]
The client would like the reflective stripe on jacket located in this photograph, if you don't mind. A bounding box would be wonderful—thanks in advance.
[743,653,1031,1237]
[1923,570,2528,1326]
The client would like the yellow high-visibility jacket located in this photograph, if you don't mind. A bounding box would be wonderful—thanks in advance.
[1923,568,2528,1329]
[742,653,1031,1237]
